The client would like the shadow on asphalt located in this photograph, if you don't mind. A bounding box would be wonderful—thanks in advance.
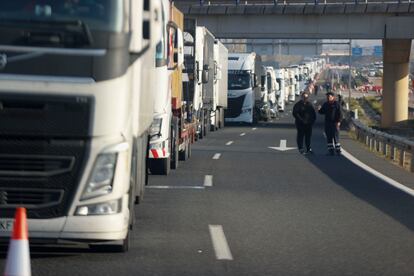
[303,141,414,231]
[0,244,119,259]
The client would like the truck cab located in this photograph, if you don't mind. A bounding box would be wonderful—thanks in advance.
[0,0,162,252]
[275,68,286,112]
[225,53,261,124]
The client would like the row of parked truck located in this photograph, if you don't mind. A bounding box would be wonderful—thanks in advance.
[147,6,228,176]
[225,54,326,124]
[0,0,230,253]
[0,0,326,253]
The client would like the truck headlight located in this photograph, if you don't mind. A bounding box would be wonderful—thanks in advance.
[150,118,163,137]
[75,199,122,216]
[150,141,164,150]
[241,108,252,114]
[81,153,117,200]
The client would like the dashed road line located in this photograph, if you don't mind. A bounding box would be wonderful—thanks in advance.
[252,127,257,131]
[212,153,221,160]
[226,141,234,146]
[240,133,246,136]
[204,175,213,187]
[209,225,233,261]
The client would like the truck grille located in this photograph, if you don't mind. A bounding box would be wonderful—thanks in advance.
[0,154,74,177]
[0,188,63,208]
[0,138,89,219]
[0,94,92,219]
[225,95,246,118]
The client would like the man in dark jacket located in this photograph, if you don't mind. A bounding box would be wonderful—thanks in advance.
[318,92,343,155]
[292,92,316,154]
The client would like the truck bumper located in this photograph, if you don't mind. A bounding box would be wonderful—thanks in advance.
[225,112,253,124]
[0,195,129,242]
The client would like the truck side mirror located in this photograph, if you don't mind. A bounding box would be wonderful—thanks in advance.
[253,73,259,88]
[261,75,266,91]
[202,64,209,84]
[130,0,162,54]
[176,28,184,67]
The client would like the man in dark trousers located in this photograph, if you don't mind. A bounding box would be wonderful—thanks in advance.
[318,92,343,155]
[292,92,316,154]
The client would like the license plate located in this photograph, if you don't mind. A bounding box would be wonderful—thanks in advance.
[0,219,13,232]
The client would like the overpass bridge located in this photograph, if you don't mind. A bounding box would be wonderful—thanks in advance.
[175,0,414,128]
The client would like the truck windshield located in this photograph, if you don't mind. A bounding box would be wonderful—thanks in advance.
[228,72,251,90]
[0,0,123,33]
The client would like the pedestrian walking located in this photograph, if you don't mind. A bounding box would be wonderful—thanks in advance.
[318,92,343,155]
[292,91,316,154]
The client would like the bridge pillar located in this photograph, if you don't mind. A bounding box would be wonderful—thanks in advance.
[381,39,412,128]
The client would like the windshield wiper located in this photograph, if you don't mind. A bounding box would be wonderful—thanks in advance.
[0,18,93,47]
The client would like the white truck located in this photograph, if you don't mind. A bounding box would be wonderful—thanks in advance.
[275,68,286,112]
[262,66,278,119]
[210,39,228,130]
[0,0,162,252]
[148,2,196,175]
[289,65,301,96]
[225,52,262,124]
[286,67,296,103]
[182,23,219,139]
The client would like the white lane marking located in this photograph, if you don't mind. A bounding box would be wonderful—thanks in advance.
[147,185,205,190]
[226,141,234,146]
[252,127,257,131]
[268,139,296,151]
[204,175,213,187]
[240,133,246,136]
[209,225,233,261]
[212,153,221,160]
[341,149,414,197]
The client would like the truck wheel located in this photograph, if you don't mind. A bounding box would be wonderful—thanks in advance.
[187,140,192,159]
[199,113,205,139]
[205,110,211,135]
[149,158,170,175]
[219,108,224,129]
[170,119,179,170]
[179,139,188,161]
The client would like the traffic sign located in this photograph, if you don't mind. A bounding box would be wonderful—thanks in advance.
[374,46,382,57]
[352,47,363,56]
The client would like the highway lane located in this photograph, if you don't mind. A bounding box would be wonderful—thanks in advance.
[1,103,414,275]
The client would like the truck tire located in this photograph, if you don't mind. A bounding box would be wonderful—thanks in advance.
[179,139,188,161]
[149,158,170,175]
[199,112,205,139]
[135,135,147,204]
[204,110,210,136]
[170,118,179,170]
[187,140,192,159]
[219,107,224,129]
[145,136,150,185]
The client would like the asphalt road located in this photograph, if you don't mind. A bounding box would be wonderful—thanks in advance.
[1,100,414,276]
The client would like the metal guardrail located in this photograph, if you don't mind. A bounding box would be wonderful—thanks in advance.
[349,118,414,172]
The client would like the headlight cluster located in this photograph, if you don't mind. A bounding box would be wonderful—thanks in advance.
[81,153,117,201]
[241,108,252,114]
[150,118,163,137]
[75,199,121,216]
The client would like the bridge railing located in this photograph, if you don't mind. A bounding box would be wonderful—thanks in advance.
[175,0,413,5]
[349,118,414,173]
